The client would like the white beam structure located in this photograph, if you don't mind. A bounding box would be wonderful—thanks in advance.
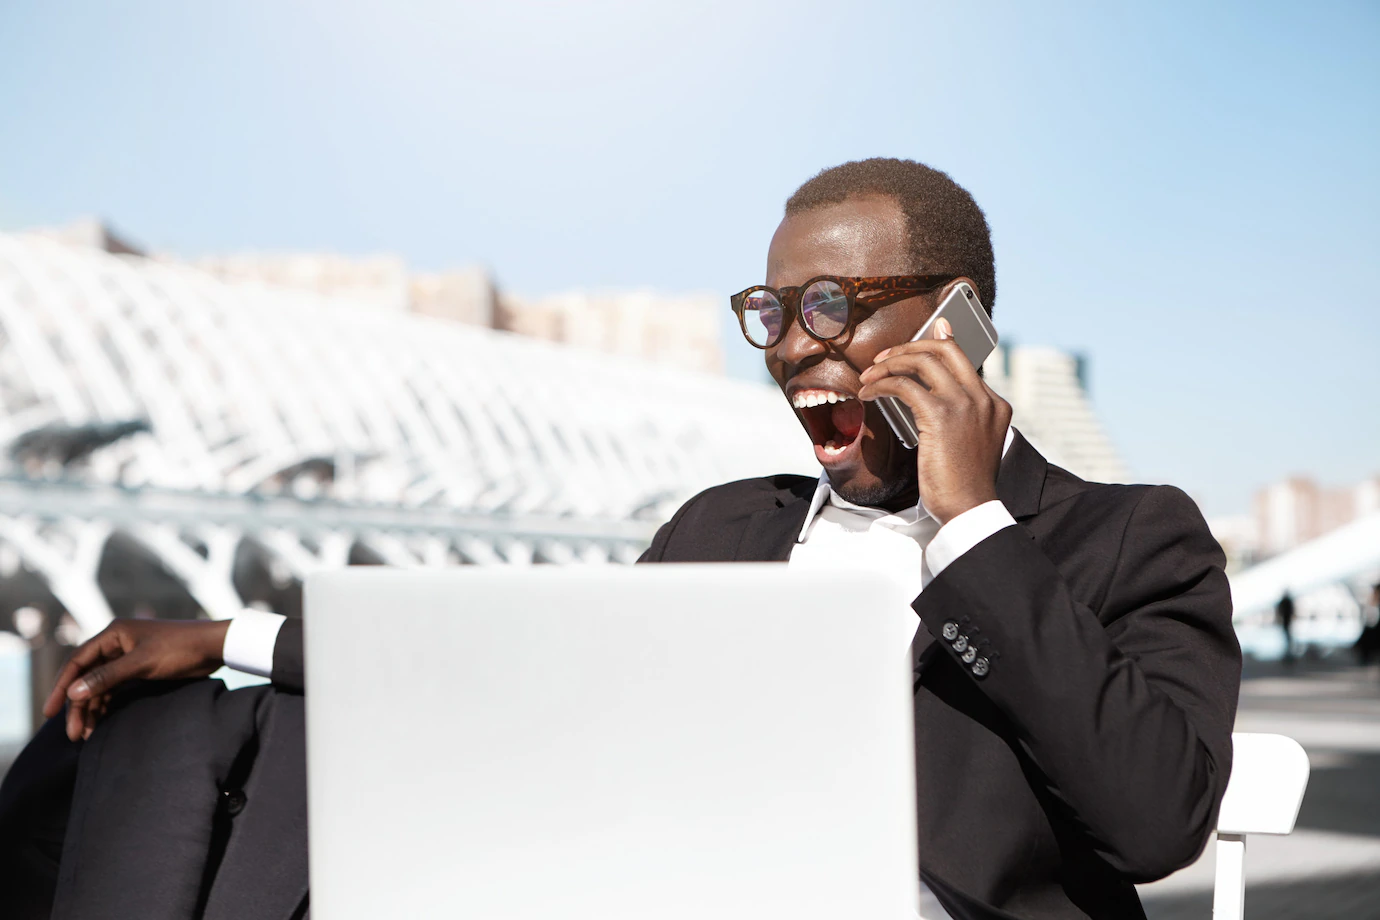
[0,233,816,639]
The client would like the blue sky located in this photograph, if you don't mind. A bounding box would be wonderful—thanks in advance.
[1,0,1376,516]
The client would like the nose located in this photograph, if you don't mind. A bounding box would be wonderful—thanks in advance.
[771,314,827,371]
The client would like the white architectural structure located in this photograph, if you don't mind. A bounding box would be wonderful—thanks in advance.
[0,233,814,644]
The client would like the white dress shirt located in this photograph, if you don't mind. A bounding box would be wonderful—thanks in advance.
[789,427,1017,598]
[787,426,1017,920]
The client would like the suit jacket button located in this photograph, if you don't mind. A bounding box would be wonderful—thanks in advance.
[952,635,969,653]
[971,657,990,678]
[961,646,977,664]
[222,789,247,817]
[941,621,959,641]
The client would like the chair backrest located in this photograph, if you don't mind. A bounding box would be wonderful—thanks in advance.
[1212,733,1310,920]
[1217,733,1310,836]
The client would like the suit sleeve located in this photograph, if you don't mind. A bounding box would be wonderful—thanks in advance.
[269,619,305,693]
[912,485,1240,882]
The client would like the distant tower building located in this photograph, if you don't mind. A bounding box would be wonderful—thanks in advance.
[982,345,1129,484]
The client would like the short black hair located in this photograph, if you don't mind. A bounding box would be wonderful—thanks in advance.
[785,158,996,315]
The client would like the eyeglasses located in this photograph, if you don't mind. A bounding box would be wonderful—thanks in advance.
[729,274,956,349]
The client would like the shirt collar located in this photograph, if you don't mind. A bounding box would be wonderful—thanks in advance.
[797,425,1015,543]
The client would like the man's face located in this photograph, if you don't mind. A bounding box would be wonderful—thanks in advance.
[764,194,940,509]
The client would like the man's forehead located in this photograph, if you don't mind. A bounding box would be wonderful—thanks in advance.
[766,195,911,284]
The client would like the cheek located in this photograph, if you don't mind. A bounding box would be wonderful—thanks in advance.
[850,302,934,363]
[845,319,906,367]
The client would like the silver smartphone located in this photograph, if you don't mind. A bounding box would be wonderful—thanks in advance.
[876,281,999,449]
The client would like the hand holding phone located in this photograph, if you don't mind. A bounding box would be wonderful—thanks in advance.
[875,282,998,449]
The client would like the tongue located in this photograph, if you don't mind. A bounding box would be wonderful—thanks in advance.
[831,399,864,441]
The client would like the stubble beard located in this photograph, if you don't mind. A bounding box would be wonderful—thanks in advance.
[830,469,916,510]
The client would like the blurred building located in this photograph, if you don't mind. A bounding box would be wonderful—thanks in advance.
[982,345,1129,485]
[1255,475,1380,557]
[497,289,722,375]
[1209,473,1380,572]
[1205,514,1261,574]
[187,247,719,374]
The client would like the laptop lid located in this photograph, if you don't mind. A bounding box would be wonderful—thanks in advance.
[305,564,919,919]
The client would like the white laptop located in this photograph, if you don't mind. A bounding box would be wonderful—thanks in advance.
[305,564,920,919]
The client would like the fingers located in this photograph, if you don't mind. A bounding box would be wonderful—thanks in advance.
[59,649,147,741]
[64,693,111,742]
[70,649,148,703]
[862,350,963,400]
[44,627,127,718]
[44,659,82,719]
[868,322,983,391]
[66,696,86,742]
[83,695,109,741]
[857,374,940,415]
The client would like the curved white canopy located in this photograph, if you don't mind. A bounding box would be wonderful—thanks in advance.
[0,234,815,519]
[1229,512,1380,619]
[0,233,819,636]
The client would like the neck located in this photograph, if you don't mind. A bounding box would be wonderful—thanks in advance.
[877,483,921,514]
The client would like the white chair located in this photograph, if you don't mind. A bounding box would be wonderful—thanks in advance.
[1212,733,1311,919]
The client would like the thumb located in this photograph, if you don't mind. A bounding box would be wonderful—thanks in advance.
[69,651,147,702]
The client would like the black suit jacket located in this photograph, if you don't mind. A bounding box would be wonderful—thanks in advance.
[264,430,1239,919]
[634,430,1241,919]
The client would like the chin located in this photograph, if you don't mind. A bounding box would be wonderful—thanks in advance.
[828,469,915,509]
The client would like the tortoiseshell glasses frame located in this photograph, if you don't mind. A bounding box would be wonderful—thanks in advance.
[729,274,957,349]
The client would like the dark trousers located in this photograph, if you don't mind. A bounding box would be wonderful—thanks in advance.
[0,680,309,920]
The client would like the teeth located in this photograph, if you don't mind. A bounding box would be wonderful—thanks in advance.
[822,439,847,456]
[792,390,853,409]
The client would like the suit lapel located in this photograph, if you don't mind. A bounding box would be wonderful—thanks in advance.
[732,491,813,562]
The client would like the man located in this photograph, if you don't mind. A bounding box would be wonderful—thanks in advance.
[1276,590,1296,663]
[30,158,1241,919]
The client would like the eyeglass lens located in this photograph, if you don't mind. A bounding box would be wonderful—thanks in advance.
[800,280,849,339]
[741,289,784,346]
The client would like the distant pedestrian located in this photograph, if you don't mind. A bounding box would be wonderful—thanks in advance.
[1357,583,1380,666]
[1277,591,1296,664]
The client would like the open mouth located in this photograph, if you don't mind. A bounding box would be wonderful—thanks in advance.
[791,388,865,466]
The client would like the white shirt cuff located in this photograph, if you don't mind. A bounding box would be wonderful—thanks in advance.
[222,609,287,678]
[925,500,1017,579]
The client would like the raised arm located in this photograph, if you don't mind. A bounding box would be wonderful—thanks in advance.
[914,485,1241,880]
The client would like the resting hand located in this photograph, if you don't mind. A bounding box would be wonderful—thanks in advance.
[43,619,230,741]
[857,318,1012,524]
